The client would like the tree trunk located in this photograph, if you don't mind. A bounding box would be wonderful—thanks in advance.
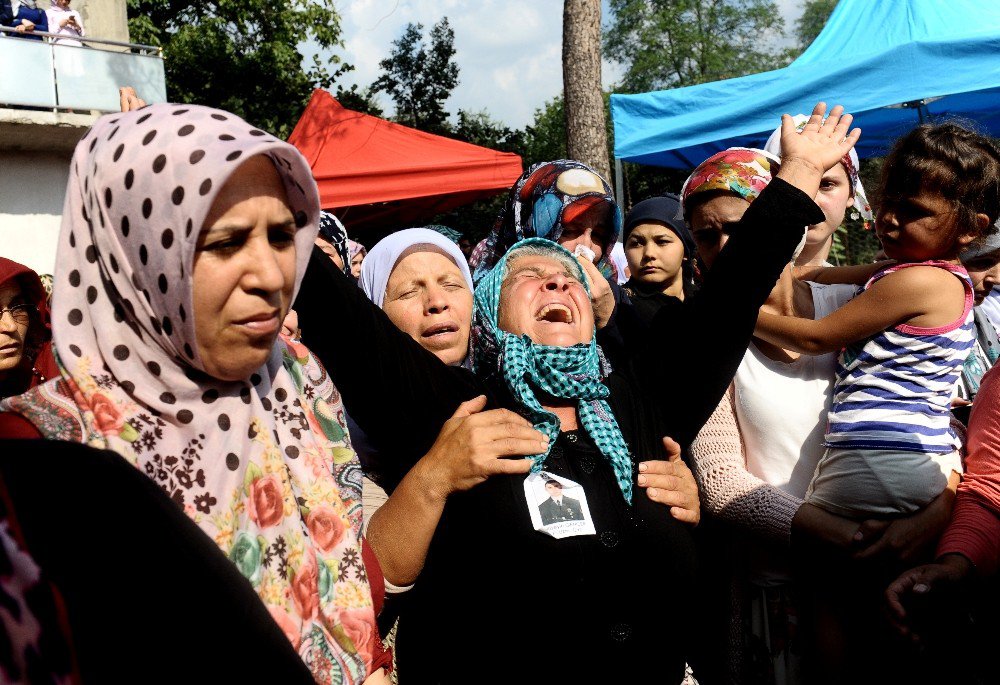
[563,0,611,181]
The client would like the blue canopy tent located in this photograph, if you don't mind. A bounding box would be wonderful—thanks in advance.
[610,0,1000,174]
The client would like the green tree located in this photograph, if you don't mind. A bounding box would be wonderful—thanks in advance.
[127,0,347,138]
[371,18,459,134]
[794,0,838,53]
[604,0,789,93]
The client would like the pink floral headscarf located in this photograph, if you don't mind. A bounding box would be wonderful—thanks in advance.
[3,104,378,683]
[679,147,779,218]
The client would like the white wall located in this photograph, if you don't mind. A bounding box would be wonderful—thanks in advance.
[0,151,70,276]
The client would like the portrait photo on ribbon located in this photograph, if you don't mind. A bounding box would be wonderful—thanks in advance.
[524,472,596,539]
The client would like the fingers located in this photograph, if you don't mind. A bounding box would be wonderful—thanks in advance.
[466,407,535,429]
[843,126,861,149]
[780,113,796,138]
[885,572,918,623]
[852,519,892,558]
[575,254,607,295]
[638,471,682,491]
[487,434,549,458]
[669,506,700,525]
[803,102,827,131]
[638,460,678,476]
[659,436,682,462]
[486,457,534,476]
[451,395,488,419]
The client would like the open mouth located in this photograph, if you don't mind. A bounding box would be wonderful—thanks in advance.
[422,322,459,338]
[535,302,574,324]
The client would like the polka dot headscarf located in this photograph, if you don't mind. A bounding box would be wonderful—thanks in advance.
[8,103,379,683]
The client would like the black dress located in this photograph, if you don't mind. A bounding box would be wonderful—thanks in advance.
[0,440,316,685]
[295,178,823,683]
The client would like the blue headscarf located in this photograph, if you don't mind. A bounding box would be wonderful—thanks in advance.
[471,238,633,503]
[470,160,623,285]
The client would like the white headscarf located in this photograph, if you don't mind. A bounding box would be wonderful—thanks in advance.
[764,114,873,225]
[359,228,473,309]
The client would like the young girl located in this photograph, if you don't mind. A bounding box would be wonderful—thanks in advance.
[754,122,1000,517]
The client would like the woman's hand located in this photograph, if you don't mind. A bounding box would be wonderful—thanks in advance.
[638,436,700,525]
[776,103,861,199]
[575,254,615,329]
[791,502,889,553]
[885,553,972,640]
[119,86,147,112]
[416,395,543,503]
[853,472,958,565]
[780,102,861,175]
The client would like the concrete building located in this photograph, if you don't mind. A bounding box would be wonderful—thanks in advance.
[0,0,165,275]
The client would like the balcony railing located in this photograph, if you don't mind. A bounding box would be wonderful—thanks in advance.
[0,27,166,112]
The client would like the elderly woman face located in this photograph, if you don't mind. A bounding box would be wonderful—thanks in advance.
[0,282,30,377]
[193,156,297,381]
[497,253,594,347]
[688,194,752,270]
[382,247,473,366]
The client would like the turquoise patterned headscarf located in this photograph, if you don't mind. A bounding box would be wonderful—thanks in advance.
[471,238,633,503]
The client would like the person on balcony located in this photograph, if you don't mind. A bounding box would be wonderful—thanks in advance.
[46,0,83,46]
[3,0,48,39]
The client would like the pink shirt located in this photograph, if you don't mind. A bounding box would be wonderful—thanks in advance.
[937,364,1000,574]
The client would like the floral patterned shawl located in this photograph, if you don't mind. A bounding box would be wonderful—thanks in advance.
[470,160,622,284]
[1,104,378,683]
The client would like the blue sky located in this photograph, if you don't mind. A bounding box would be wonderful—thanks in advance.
[312,0,802,128]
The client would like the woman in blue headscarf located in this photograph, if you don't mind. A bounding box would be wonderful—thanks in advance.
[469,160,622,283]
[293,105,859,683]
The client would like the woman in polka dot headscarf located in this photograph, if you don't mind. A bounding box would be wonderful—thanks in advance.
[1,104,388,684]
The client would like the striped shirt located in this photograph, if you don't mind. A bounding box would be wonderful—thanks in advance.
[825,261,975,453]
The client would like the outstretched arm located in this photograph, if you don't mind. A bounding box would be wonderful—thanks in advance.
[296,247,484,488]
[754,266,955,355]
[794,261,891,285]
[628,103,860,445]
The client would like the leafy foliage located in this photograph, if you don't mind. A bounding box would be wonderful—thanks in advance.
[126,0,347,138]
[604,0,789,93]
[794,0,838,53]
[371,18,459,135]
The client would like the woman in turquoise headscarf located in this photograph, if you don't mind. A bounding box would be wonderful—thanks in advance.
[293,104,860,683]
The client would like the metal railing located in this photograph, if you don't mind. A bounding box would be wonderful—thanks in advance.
[0,25,166,112]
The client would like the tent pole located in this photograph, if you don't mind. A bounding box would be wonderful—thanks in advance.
[614,157,624,208]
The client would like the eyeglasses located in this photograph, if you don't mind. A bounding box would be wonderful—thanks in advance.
[0,304,36,325]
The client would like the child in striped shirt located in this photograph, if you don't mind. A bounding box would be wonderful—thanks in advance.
[755,122,1000,517]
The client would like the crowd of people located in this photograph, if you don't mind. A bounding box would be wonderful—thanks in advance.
[0,91,998,685]
[1,0,84,43]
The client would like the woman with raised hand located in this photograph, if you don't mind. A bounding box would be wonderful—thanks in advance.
[0,104,389,684]
[293,104,859,682]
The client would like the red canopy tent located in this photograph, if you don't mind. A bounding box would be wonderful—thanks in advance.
[288,89,523,238]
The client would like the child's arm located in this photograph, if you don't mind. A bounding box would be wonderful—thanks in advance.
[793,260,893,285]
[755,266,963,355]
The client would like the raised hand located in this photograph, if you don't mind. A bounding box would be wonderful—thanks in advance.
[780,102,861,176]
[637,436,700,525]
